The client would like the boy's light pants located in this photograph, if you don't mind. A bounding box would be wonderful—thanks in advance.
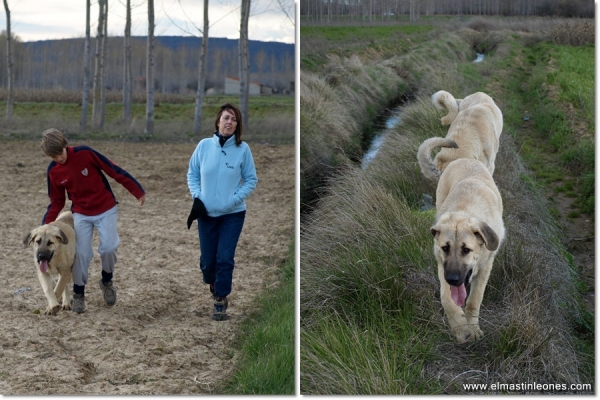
[72,206,119,287]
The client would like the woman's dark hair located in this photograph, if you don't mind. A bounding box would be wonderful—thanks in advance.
[215,103,243,146]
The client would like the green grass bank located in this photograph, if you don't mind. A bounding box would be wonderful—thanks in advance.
[222,241,295,394]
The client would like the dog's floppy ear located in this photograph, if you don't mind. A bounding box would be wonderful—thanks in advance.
[23,232,34,248]
[430,225,440,239]
[472,222,499,251]
[56,229,69,245]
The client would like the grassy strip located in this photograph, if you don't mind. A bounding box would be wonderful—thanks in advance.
[301,24,434,71]
[221,240,295,394]
[490,39,594,215]
[516,43,594,216]
[300,20,593,394]
[490,37,595,381]
[0,95,294,144]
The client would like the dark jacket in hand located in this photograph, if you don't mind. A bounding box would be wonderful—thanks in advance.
[187,198,208,229]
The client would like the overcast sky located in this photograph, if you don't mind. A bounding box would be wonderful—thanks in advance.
[0,0,295,44]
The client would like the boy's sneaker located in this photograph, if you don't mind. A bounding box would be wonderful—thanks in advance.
[72,293,87,314]
[99,279,117,306]
[213,296,228,321]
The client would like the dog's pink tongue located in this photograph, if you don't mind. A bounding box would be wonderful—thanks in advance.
[39,260,49,273]
[451,284,467,307]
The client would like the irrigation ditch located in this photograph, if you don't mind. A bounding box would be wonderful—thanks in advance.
[361,53,485,171]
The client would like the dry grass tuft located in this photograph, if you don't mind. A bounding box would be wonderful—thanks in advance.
[551,19,594,46]
[466,17,499,32]
[300,55,404,210]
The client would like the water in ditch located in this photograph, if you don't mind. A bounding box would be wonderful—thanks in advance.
[361,53,485,170]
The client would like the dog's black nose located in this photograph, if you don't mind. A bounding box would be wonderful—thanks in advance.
[37,252,52,262]
[445,273,461,287]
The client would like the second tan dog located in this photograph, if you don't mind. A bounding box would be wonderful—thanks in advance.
[23,211,76,315]
[417,90,503,180]
[430,158,505,343]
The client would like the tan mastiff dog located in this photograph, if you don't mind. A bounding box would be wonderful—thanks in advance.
[23,211,76,315]
[417,90,503,180]
[430,158,505,343]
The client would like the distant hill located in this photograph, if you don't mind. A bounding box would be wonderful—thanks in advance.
[155,36,294,56]
[23,36,295,75]
[12,35,294,92]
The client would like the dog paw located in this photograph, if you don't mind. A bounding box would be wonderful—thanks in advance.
[453,325,484,343]
[61,302,72,311]
[44,305,61,316]
[469,326,484,341]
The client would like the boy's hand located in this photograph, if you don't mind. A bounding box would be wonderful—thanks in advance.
[138,194,146,206]
[187,198,208,229]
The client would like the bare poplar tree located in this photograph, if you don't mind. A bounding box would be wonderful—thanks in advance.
[275,0,294,24]
[80,0,91,132]
[99,0,108,129]
[193,0,209,135]
[145,0,155,135]
[3,0,13,121]
[123,0,132,122]
[92,0,106,130]
[239,0,251,131]
[409,0,420,21]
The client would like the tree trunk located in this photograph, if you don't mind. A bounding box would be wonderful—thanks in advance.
[3,0,13,121]
[99,0,108,129]
[410,0,420,21]
[145,0,155,135]
[80,0,91,132]
[92,0,105,130]
[123,0,132,122]
[239,0,251,132]
[193,0,209,135]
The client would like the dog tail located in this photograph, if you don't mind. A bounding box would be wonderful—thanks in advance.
[417,137,459,181]
[432,90,460,125]
[56,211,74,228]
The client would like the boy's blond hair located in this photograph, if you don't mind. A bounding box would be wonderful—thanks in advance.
[41,128,68,157]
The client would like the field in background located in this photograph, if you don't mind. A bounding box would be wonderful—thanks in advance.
[0,94,294,144]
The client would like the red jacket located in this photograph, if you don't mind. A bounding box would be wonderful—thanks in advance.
[43,146,145,224]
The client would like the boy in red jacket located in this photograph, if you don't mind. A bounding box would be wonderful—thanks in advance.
[41,128,146,313]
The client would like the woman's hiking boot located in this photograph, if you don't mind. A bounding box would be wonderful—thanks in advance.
[213,296,228,321]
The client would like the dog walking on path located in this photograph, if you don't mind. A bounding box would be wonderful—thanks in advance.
[24,211,76,315]
[417,90,503,180]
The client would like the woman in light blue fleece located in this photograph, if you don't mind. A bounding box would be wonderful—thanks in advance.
[186,103,258,321]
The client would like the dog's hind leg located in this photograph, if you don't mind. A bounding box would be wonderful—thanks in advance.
[38,271,60,315]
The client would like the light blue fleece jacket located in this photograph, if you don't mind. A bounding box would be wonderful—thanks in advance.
[187,134,258,217]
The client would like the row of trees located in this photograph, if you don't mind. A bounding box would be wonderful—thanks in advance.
[0,37,293,95]
[1,0,262,135]
[301,0,594,23]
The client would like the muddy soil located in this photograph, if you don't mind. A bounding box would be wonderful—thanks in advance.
[0,140,294,394]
